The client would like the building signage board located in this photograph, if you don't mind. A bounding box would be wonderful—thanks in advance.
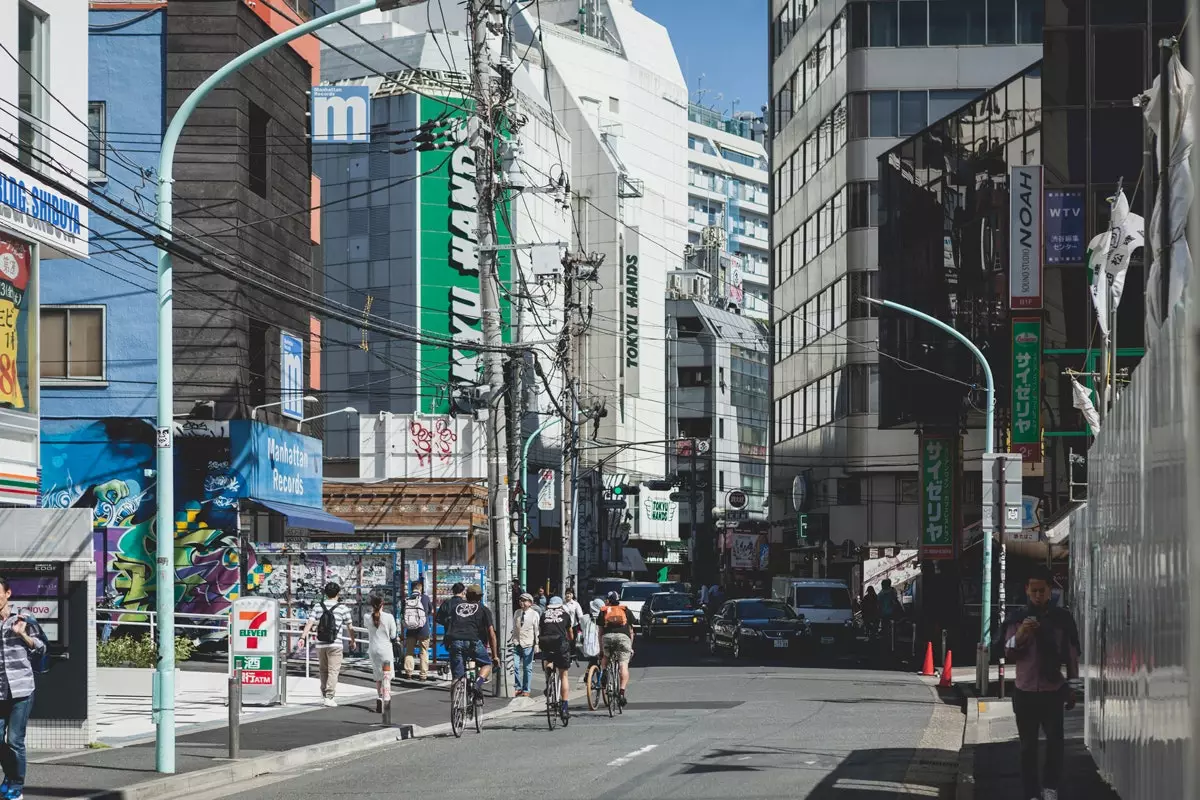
[231,596,280,705]
[0,235,30,410]
[537,468,556,511]
[416,96,511,414]
[1044,189,1084,264]
[280,331,304,420]
[729,532,757,570]
[622,226,641,396]
[0,163,88,260]
[919,434,955,560]
[1011,319,1043,463]
[634,485,678,542]
[230,420,324,508]
[1009,165,1043,309]
[311,85,371,144]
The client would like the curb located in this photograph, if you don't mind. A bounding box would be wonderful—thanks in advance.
[956,696,979,800]
[63,699,518,800]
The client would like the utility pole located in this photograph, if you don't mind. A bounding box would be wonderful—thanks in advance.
[689,438,699,579]
[470,0,512,698]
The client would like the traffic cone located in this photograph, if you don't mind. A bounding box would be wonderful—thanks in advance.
[938,650,953,688]
[920,642,935,676]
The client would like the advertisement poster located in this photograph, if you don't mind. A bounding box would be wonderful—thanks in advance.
[1011,319,1043,463]
[730,533,757,570]
[1044,189,1084,264]
[919,434,955,559]
[0,235,29,409]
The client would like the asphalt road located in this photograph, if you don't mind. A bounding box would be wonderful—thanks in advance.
[212,640,964,800]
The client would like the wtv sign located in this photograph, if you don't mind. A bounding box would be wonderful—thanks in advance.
[311,85,371,144]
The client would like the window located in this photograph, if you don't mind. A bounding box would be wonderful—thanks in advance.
[898,0,928,47]
[1016,0,1042,44]
[88,102,107,183]
[848,364,870,414]
[898,91,928,136]
[609,96,620,113]
[41,307,105,381]
[17,3,46,170]
[849,93,869,138]
[869,364,880,413]
[929,89,984,122]
[249,102,270,198]
[869,92,898,137]
[929,0,985,46]
[898,477,920,504]
[678,368,711,388]
[249,318,269,406]
[869,1,897,47]
[837,478,862,505]
[718,417,725,438]
[849,271,879,318]
[987,0,1015,44]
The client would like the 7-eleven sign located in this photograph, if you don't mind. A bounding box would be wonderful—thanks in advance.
[238,610,270,649]
[230,597,280,705]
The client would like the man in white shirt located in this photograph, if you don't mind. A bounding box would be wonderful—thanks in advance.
[300,582,356,706]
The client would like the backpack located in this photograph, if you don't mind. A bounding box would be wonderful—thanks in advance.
[403,596,428,631]
[602,605,629,629]
[579,617,600,658]
[315,601,339,644]
[880,591,896,617]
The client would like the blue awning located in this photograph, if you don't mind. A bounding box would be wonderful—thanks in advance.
[249,498,354,534]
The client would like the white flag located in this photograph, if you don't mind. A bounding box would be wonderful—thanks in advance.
[1086,190,1144,336]
[1070,376,1101,436]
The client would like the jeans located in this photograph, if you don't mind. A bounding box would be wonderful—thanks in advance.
[447,639,491,680]
[512,645,534,692]
[1013,688,1066,797]
[0,693,34,791]
[317,646,343,699]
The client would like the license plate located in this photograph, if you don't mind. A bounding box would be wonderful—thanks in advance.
[773,639,788,648]
[820,636,835,645]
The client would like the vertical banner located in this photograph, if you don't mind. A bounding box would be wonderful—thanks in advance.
[231,596,280,705]
[919,433,955,559]
[1010,319,1043,463]
[1044,189,1084,264]
[622,225,641,396]
[1009,165,1043,309]
[0,235,28,410]
[280,331,304,420]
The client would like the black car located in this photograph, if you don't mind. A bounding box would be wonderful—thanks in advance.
[640,592,706,641]
[708,599,811,659]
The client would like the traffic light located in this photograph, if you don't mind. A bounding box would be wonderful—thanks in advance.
[611,484,640,497]
[645,479,674,491]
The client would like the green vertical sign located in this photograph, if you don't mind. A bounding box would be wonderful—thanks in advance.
[1010,318,1042,463]
[417,95,511,414]
[920,434,954,559]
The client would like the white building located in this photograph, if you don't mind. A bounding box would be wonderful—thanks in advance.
[686,104,771,321]
[767,0,1039,570]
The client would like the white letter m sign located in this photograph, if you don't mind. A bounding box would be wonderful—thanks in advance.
[311,85,371,144]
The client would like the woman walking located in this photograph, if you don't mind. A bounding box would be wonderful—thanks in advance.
[366,594,398,713]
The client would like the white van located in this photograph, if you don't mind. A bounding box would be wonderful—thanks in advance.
[771,577,856,651]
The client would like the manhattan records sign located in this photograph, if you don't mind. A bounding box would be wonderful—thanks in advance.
[1011,319,1043,463]
[919,433,955,560]
[622,225,641,396]
[1009,165,1043,309]
[311,85,371,144]
[280,331,304,420]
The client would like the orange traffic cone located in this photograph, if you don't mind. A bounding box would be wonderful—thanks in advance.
[921,642,935,676]
[938,650,953,688]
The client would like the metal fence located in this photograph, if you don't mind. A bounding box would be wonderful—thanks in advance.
[1069,308,1191,800]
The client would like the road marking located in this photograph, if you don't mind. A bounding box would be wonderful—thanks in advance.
[607,744,658,767]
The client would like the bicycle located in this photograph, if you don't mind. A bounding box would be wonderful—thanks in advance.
[602,660,623,717]
[584,660,603,711]
[543,662,566,730]
[450,659,485,738]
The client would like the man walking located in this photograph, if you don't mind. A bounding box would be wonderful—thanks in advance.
[300,582,355,707]
[509,593,539,696]
[1004,566,1080,800]
[0,576,45,800]
[401,580,433,681]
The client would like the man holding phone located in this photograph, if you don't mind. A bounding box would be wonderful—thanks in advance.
[0,576,46,800]
[1004,566,1080,800]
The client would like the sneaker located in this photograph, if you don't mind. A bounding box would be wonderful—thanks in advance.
[322,698,337,708]
[3,786,22,800]
[1042,791,1058,800]
[618,690,627,708]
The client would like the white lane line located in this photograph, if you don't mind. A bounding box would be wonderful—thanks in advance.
[607,744,658,767]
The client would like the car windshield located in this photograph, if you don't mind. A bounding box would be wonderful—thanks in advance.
[794,587,853,610]
[737,600,797,620]
[659,582,686,593]
[620,584,662,602]
[652,595,694,611]
[592,580,626,597]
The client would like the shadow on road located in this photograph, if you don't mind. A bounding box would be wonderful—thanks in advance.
[802,746,959,799]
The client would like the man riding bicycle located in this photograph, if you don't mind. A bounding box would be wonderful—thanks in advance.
[539,596,574,722]
[438,583,497,694]
[597,591,634,707]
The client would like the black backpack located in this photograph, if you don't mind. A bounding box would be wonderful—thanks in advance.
[316,601,339,644]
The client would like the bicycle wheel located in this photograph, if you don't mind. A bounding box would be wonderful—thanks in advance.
[585,664,602,711]
[606,666,617,718]
[545,668,559,731]
[610,665,623,716]
[450,678,465,738]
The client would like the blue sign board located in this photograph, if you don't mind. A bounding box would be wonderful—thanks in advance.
[230,421,323,508]
[311,85,371,144]
[1044,190,1084,264]
[280,331,304,421]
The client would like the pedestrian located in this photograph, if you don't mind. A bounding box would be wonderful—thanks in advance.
[1004,565,1080,800]
[878,579,902,620]
[511,579,523,613]
[300,582,355,707]
[0,576,46,800]
[401,580,433,681]
[536,587,548,610]
[861,586,879,633]
[561,588,585,631]
[698,583,710,607]
[365,593,398,713]
[510,593,539,696]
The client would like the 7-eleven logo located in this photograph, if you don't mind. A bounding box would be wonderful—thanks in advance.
[238,610,269,649]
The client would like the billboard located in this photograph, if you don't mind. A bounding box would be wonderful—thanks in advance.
[311,85,370,144]
[1011,319,1043,463]
[280,331,304,420]
[416,95,511,414]
[919,433,955,560]
[1044,189,1084,264]
[1009,165,1043,309]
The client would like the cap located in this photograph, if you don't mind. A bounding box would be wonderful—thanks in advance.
[548,595,564,607]
[519,592,534,603]
[606,591,620,602]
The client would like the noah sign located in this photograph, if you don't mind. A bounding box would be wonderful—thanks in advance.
[1009,165,1043,309]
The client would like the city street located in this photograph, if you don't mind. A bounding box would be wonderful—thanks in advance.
[211,641,963,800]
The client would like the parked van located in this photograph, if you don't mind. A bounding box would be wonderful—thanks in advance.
[771,577,856,652]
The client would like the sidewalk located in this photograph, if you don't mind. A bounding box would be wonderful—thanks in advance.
[24,675,502,800]
[960,697,1120,800]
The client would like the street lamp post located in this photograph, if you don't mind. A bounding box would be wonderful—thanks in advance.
[152,0,421,773]
[862,297,995,694]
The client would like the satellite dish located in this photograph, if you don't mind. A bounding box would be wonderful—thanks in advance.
[792,474,808,512]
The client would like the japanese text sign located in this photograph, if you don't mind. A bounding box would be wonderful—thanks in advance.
[920,434,955,559]
[1010,319,1042,463]
[0,235,28,409]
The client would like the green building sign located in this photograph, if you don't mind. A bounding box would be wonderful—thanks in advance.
[920,433,954,559]
[417,95,511,414]
[1010,318,1042,463]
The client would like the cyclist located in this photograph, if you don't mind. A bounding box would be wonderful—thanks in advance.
[439,583,497,696]
[539,596,574,722]
[597,591,634,707]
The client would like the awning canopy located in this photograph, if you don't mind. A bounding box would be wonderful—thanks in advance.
[394,534,442,550]
[615,547,648,574]
[249,498,354,534]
